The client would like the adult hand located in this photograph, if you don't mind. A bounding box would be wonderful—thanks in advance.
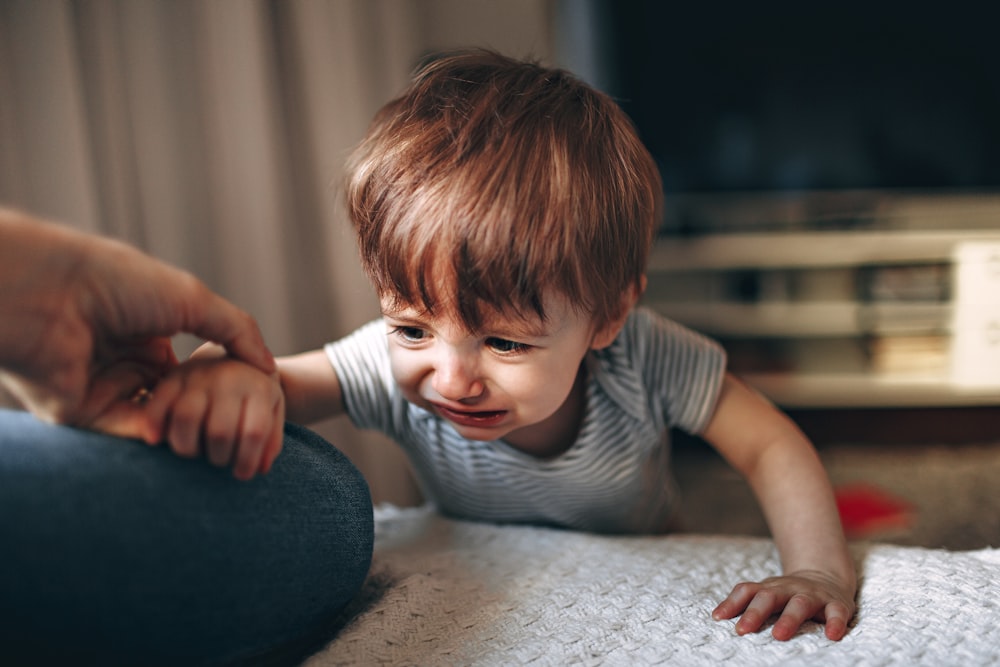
[0,208,275,432]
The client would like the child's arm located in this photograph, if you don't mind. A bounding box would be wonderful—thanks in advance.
[276,349,347,425]
[701,373,856,641]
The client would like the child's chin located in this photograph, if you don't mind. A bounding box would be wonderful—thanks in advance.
[449,423,509,441]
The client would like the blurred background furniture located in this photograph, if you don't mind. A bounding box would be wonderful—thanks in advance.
[3,1,998,514]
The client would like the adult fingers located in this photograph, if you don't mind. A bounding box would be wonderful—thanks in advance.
[174,274,275,375]
[74,351,171,439]
[87,401,156,443]
[88,244,275,375]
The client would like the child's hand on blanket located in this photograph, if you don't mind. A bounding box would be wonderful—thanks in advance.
[711,569,856,641]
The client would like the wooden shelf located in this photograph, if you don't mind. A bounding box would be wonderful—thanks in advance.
[649,230,1000,271]
[742,371,1000,408]
[648,301,951,337]
[646,227,1000,407]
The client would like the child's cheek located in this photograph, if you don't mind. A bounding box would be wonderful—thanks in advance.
[388,350,425,401]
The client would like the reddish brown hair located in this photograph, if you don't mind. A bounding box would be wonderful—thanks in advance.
[346,49,661,332]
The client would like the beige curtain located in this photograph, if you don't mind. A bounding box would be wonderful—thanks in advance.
[0,0,558,504]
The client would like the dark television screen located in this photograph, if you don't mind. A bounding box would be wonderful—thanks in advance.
[604,3,1000,194]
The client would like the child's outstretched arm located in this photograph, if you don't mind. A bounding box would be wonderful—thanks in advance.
[701,373,856,641]
[275,349,348,426]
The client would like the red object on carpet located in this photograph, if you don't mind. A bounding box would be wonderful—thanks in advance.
[835,483,916,539]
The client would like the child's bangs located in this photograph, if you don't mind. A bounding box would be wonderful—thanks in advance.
[374,202,565,334]
[349,49,661,334]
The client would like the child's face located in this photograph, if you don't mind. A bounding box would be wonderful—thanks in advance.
[381,291,603,455]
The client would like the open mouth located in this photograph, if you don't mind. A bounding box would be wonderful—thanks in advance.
[433,404,507,428]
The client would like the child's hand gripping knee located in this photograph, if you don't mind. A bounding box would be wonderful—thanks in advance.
[116,344,286,480]
[146,354,284,479]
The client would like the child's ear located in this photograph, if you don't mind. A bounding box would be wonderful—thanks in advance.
[590,276,646,350]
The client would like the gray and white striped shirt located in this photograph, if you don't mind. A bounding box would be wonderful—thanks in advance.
[325,307,726,534]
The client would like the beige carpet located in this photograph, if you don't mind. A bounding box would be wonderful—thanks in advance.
[305,505,1000,665]
[673,438,1000,551]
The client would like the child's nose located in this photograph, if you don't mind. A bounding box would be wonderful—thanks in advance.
[432,350,483,401]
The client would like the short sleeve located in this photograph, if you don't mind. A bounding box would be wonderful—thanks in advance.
[628,308,727,434]
[324,320,397,432]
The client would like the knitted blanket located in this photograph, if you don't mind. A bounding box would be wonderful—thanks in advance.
[308,505,1000,666]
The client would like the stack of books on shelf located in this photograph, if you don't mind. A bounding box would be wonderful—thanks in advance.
[857,262,951,377]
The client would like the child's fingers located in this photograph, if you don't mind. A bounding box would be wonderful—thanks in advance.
[139,375,184,445]
[166,388,210,459]
[231,394,276,481]
[203,395,241,468]
[715,578,854,641]
[733,589,783,636]
[822,601,853,640]
[712,581,760,621]
[770,593,819,641]
[258,402,284,475]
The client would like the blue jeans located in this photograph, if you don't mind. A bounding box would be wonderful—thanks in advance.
[0,408,373,665]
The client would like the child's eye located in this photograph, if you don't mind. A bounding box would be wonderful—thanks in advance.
[486,337,530,354]
[391,326,427,343]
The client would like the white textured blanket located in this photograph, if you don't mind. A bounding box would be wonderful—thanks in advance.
[308,505,1000,666]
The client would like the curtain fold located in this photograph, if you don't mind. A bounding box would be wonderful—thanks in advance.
[0,0,555,504]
